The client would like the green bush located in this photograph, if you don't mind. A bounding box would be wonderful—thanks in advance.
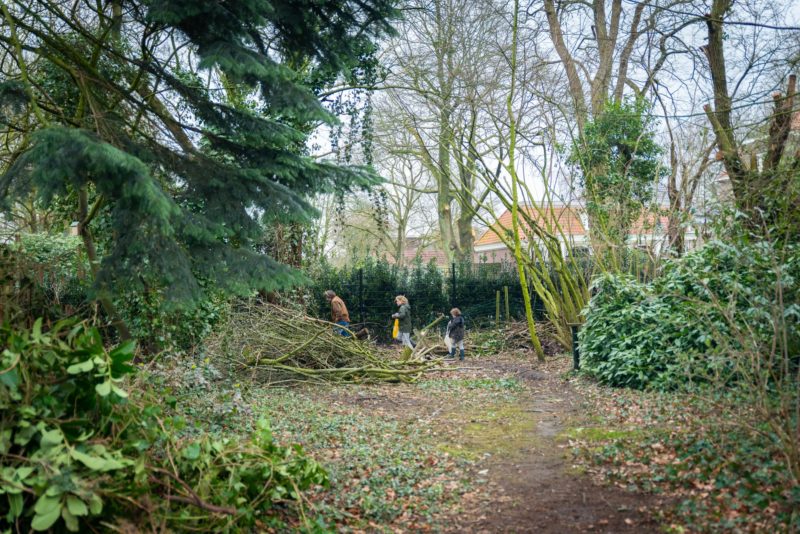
[118,278,228,354]
[0,233,91,327]
[0,232,226,355]
[0,319,327,532]
[580,239,800,389]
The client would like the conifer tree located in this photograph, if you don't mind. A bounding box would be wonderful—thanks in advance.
[0,0,397,334]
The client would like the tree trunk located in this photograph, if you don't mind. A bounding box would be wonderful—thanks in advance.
[436,109,457,263]
[508,0,545,362]
[78,187,131,341]
[543,0,588,130]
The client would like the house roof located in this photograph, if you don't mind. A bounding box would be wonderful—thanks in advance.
[401,245,448,265]
[475,205,668,247]
[475,205,586,246]
[630,211,670,234]
[384,237,449,266]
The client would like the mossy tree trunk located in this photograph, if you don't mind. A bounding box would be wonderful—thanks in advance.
[506,0,545,362]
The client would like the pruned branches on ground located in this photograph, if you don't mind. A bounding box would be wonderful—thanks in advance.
[207,302,440,384]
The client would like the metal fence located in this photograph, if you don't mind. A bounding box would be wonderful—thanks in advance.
[305,260,547,339]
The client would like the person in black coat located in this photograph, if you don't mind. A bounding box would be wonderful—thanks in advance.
[445,307,466,361]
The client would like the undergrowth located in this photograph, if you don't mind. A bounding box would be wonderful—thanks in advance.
[570,385,800,532]
[146,349,528,531]
[0,320,326,532]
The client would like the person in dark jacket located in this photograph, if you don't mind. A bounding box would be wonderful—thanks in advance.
[445,307,465,360]
[392,295,415,349]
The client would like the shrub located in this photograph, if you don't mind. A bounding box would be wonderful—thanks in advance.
[118,278,228,355]
[0,320,327,532]
[0,233,91,327]
[580,239,800,389]
[579,274,709,389]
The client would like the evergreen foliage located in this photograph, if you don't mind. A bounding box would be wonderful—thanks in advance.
[580,238,800,389]
[569,98,666,246]
[0,0,398,309]
[0,319,327,531]
[0,234,91,328]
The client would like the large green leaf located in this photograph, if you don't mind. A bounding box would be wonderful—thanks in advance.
[8,493,23,518]
[40,428,63,447]
[33,493,60,515]
[109,340,136,378]
[66,495,88,516]
[61,507,79,532]
[31,503,61,531]
[95,381,111,397]
[66,359,94,374]
[70,450,107,471]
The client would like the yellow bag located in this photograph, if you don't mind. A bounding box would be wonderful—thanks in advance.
[392,318,400,339]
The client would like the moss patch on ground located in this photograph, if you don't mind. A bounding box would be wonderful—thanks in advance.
[559,426,644,443]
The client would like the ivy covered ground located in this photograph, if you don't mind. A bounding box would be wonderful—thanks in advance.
[9,318,792,532]
[146,330,676,533]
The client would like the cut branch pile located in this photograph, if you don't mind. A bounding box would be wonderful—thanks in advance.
[207,302,440,384]
[504,320,564,356]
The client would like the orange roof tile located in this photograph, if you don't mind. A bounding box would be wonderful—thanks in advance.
[629,212,669,234]
[475,205,667,246]
[475,206,585,246]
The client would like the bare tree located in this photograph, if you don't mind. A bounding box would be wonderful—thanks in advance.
[374,0,508,262]
[702,0,800,226]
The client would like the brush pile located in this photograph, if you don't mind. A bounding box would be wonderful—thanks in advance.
[207,301,439,384]
[505,320,565,356]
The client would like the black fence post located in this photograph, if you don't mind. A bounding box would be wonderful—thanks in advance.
[569,323,581,370]
[358,267,365,325]
[450,262,456,308]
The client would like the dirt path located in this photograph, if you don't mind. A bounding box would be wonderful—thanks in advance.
[300,351,668,532]
[442,356,669,533]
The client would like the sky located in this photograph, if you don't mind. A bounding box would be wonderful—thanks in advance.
[311,0,800,243]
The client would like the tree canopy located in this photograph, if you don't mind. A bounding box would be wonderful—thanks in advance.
[0,0,398,307]
[569,98,665,248]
